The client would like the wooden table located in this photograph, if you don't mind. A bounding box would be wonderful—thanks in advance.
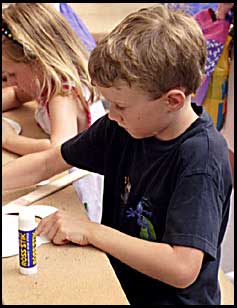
[2,102,129,305]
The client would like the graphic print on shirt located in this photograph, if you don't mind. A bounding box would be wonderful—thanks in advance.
[126,197,157,241]
[121,176,131,205]
[121,177,157,241]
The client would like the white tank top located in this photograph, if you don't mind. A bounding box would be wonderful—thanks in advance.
[34,84,105,135]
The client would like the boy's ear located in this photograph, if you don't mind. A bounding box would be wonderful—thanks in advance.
[165,89,186,111]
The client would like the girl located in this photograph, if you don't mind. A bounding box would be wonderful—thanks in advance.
[2,3,105,223]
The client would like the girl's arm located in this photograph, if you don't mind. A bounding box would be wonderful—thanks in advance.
[2,94,80,155]
[2,86,22,111]
[36,211,204,289]
[48,93,80,145]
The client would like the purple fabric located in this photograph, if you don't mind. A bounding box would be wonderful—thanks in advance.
[205,40,224,77]
[59,3,97,52]
[192,77,210,106]
[193,9,231,105]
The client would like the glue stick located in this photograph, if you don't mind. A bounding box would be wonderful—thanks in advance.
[18,208,37,275]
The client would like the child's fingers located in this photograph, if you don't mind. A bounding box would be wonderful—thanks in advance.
[36,211,59,235]
[40,214,70,245]
[52,229,70,245]
[36,210,70,245]
[44,220,61,242]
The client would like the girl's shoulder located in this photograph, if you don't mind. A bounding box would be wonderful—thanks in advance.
[61,79,90,100]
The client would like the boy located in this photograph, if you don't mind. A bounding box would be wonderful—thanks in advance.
[3,5,232,305]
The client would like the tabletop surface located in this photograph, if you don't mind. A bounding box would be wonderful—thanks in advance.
[2,101,129,305]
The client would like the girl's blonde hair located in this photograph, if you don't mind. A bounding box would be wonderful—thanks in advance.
[89,4,207,99]
[2,3,97,110]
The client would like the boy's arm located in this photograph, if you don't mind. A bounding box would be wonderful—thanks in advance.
[2,146,71,190]
[36,211,204,289]
[90,224,204,289]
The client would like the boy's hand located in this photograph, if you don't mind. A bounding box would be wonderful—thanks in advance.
[36,210,93,246]
[2,118,17,147]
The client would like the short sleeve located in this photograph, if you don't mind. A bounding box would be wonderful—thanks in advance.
[61,115,109,175]
[162,173,222,260]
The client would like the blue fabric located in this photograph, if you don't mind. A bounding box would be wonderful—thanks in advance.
[59,3,97,52]
[184,3,218,15]
[168,3,218,15]
[160,3,218,15]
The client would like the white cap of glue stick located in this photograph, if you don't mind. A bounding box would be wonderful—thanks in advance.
[18,207,38,275]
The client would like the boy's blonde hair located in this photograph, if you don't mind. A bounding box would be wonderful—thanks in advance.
[2,3,97,110]
[89,4,206,99]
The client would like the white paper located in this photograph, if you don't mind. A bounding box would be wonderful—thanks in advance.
[2,204,58,258]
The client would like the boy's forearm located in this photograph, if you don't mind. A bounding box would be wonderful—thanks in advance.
[89,223,201,289]
[2,153,48,190]
[3,146,71,191]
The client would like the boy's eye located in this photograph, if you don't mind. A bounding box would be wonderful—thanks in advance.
[115,104,125,110]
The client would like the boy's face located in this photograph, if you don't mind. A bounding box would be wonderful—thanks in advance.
[97,83,173,139]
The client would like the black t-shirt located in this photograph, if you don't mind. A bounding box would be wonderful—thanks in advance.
[61,104,232,305]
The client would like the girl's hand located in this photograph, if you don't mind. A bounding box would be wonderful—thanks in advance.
[36,210,93,246]
[2,118,17,147]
